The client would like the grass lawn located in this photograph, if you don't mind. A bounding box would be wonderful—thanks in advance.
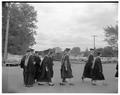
[2,61,118,93]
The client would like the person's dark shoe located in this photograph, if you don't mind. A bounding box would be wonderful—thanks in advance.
[81,76,84,82]
[25,85,28,87]
[38,83,44,85]
[62,80,68,83]
[26,85,30,87]
[60,82,66,85]
[92,82,97,86]
[69,83,74,86]
[48,83,54,86]
[28,85,33,87]
[62,79,68,83]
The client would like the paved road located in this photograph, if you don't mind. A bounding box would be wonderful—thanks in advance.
[2,62,118,93]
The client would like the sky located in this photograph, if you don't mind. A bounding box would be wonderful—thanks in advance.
[30,3,118,51]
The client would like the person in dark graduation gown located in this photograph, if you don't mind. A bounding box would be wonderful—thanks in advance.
[82,48,94,81]
[60,48,73,85]
[37,49,55,86]
[48,52,54,79]
[115,64,118,78]
[34,51,41,82]
[91,52,105,85]
[20,49,35,87]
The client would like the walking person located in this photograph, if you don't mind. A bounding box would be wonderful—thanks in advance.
[60,48,73,85]
[34,51,41,82]
[82,48,94,81]
[37,49,55,86]
[20,49,35,87]
[91,52,105,85]
[115,64,118,78]
[47,49,55,85]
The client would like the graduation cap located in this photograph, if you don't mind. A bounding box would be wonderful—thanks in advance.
[97,52,101,56]
[43,49,50,55]
[90,48,94,51]
[47,49,54,55]
[30,48,34,52]
[64,48,71,52]
[35,51,39,53]
[26,49,30,52]
[26,48,34,52]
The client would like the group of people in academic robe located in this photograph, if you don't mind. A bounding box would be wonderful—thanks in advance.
[20,48,55,87]
[20,48,118,87]
[82,49,105,85]
[82,48,118,85]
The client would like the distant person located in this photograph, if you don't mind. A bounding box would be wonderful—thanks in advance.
[60,48,73,85]
[34,51,41,82]
[91,52,105,85]
[81,48,94,81]
[115,64,118,78]
[37,49,55,86]
[20,49,35,87]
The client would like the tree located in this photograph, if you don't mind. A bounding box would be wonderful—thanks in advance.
[95,47,114,57]
[104,25,118,50]
[70,47,81,56]
[2,3,37,55]
[95,46,118,57]
[53,47,62,53]
[95,48,103,52]
[102,46,114,57]
[83,48,89,57]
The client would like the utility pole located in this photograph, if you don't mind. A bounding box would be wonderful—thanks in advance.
[3,3,11,65]
[92,35,97,50]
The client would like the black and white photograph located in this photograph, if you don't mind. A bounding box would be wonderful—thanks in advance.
[2,0,118,93]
